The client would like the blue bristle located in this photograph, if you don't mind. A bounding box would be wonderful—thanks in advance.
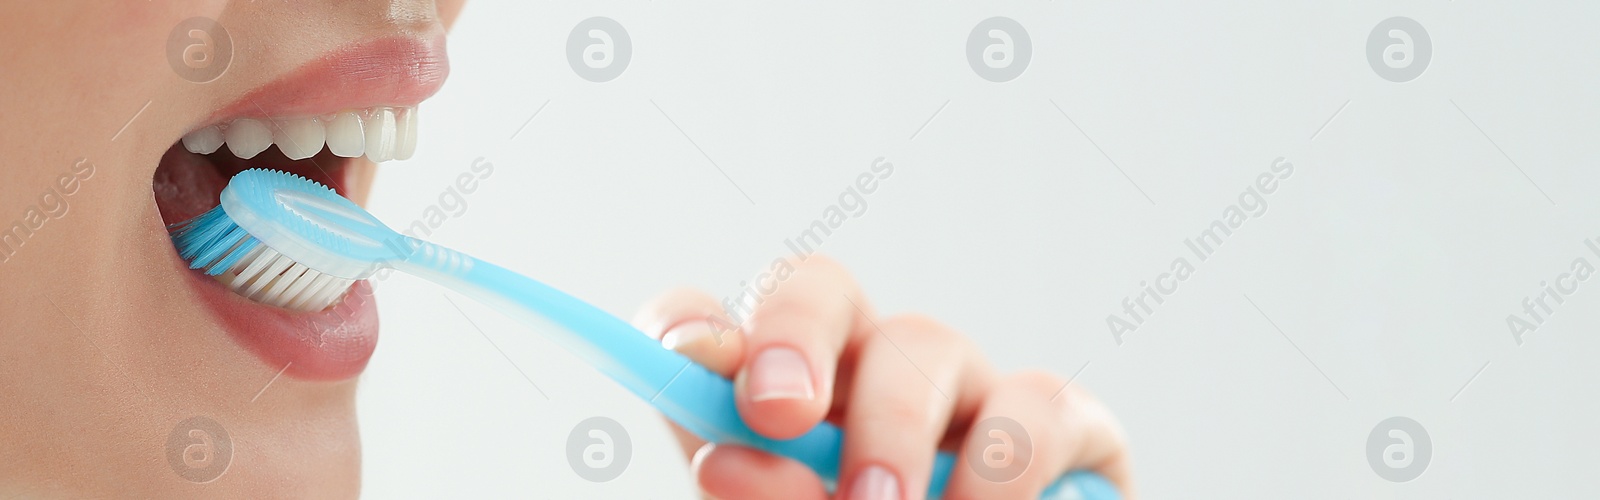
[210,235,259,275]
[190,221,237,264]
[168,205,257,276]
[189,228,243,272]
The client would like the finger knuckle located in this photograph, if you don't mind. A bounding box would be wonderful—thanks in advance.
[773,255,852,295]
[1008,369,1067,397]
[883,312,942,332]
[881,313,962,345]
[877,394,943,430]
[744,299,827,337]
[792,253,847,276]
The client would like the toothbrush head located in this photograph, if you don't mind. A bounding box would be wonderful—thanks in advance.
[168,168,405,311]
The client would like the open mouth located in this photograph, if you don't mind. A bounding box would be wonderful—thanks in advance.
[152,108,413,380]
[152,36,447,381]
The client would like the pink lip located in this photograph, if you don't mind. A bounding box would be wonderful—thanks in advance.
[176,34,448,380]
[186,261,380,381]
[209,35,448,121]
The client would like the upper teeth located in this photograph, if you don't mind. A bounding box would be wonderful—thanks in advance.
[181,106,418,162]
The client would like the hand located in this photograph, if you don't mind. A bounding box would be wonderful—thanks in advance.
[632,256,1135,499]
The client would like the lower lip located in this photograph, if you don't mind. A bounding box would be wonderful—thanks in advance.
[180,252,380,381]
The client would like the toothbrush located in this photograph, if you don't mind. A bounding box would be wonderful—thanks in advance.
[169,169,1121,500]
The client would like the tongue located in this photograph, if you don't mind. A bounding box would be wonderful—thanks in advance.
[153,145,229,227]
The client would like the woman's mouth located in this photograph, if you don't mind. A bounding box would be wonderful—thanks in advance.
[152,35,447,381]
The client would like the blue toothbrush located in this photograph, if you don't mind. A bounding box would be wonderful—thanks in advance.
[169,169,1120,499]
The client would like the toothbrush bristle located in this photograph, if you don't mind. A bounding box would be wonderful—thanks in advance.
[168,205,355,312]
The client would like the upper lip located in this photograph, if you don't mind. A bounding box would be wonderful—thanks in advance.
[206,34,448,123]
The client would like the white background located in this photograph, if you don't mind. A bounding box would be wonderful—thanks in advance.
[359,1,1600,498]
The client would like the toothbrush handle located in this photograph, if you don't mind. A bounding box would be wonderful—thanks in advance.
[399,242,1119,500]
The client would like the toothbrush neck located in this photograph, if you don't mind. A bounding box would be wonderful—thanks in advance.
[394,238,473,276]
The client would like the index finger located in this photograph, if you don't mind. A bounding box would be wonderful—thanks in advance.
[734,255,875,439]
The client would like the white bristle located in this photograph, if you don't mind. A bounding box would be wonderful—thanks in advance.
[198,246,348,312]
[267,264,317,308]
[257,263,307,307]
[286,273,339,311]
[212,245,354,312]
[308,278,354,310]
[231,247,281,291]
[242,251,297,299]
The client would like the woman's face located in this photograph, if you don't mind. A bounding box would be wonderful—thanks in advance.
[0,1,461,496]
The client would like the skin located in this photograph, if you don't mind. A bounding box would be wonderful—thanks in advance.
[0,1,1131,498]
[0,1,464,497]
